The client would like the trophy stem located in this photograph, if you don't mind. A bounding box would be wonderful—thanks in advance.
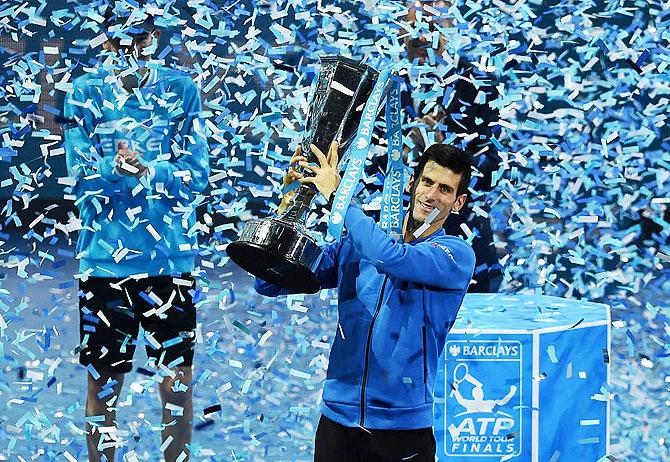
[277,185,316,225]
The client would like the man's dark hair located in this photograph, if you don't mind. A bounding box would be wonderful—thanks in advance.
[413,143,472,196]
[103,1,155,36]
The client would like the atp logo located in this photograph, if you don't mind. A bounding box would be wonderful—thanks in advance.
[444,340,522,457]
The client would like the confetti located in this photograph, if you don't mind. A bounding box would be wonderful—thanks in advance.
[203,404,221,416]
[546,345,558,364]
[0,0,667,460]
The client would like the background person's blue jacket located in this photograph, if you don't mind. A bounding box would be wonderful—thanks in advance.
[64,66,209,278]
[255,205,475,430]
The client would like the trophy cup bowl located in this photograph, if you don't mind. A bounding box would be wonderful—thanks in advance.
[227,56,379,293]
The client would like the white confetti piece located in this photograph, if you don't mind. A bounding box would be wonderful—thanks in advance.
[97,310,111,327]
[258,330,273,346]
[413,207,440,238]
[159,435,173,452]
[289,368,311,380]
[89,32,108,49]
[165,403,184,416]
[580,419,601,426]
[146,224,161,241]
[217,382,232,394]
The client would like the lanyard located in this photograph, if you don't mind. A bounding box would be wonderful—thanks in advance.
[328,65,401,240]
[380,76,404,238]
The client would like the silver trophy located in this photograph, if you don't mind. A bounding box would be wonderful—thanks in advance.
[227,56,379,293]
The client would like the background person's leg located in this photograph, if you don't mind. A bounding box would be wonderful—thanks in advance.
[86,371,126,462]
[158,366,193,462]
[79,277,138,462]
[139,275,197,461]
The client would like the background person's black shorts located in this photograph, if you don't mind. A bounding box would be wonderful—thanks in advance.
[78,274,197,374]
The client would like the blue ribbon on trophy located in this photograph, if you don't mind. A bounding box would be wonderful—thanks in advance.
[380,75,404,239]
[328,66,404,240]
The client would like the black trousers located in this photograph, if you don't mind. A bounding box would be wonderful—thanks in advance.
[314,415,436,462]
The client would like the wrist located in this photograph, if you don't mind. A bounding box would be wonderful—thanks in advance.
[326,189,336,209]
[326,178,341,209]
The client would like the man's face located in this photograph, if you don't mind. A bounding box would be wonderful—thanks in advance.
[410,160,467,226]
[404,1,450,63]
[104,29,159,63]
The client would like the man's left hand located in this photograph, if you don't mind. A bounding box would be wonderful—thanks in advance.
[298,141,341,200]
[115,141,148,177]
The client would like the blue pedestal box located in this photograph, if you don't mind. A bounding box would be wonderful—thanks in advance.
[435,294,610,461]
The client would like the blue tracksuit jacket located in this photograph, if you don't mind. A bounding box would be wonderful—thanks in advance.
[255,205,475,430]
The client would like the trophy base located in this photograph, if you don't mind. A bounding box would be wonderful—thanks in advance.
[226,218,323,294]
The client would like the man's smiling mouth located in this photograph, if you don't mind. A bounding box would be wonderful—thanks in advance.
[419,201,434,212]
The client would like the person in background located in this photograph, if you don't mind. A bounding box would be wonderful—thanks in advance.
[63,2,209,460]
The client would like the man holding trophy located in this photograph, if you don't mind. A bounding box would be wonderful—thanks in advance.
[227,57,475,461]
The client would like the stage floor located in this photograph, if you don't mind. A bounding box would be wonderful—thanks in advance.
[0,249,668,461]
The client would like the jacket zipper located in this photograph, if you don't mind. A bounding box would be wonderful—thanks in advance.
[359,275,389,427]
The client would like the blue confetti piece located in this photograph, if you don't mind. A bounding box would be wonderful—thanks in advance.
[625,329,636,357]
[86,364,100,381]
